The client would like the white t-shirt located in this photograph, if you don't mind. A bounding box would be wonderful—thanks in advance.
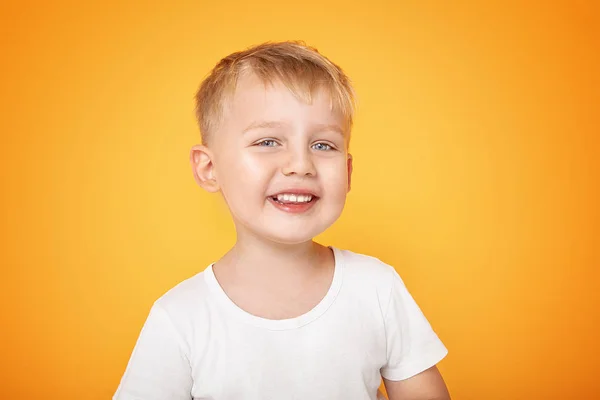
[114,247,448,400]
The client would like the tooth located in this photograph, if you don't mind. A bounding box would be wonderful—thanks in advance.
[274,193,315,202]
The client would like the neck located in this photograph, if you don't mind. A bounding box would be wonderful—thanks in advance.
[217,229,329,284]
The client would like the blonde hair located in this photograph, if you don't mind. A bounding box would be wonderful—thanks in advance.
[195,41,356,145]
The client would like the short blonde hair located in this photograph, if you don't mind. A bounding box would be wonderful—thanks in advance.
[195,41,356,145]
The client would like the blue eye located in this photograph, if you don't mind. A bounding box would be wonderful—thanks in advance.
[256,139,279,147]
[313,142,333,151]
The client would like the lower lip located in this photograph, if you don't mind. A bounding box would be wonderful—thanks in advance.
[267,197,318,214]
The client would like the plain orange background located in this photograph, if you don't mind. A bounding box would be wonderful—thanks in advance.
[1,1,599,399]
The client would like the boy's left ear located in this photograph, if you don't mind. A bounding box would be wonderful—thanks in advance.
[347,154,353,192]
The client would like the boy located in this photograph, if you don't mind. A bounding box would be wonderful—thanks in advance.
[114,41,450,400]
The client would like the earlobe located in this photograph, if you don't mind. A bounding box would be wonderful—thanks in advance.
[347,154,353,192]
[190,145,220,193]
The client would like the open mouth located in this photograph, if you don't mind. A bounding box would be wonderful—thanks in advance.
[270,193,318,205]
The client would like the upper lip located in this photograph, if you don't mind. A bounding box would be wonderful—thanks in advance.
[269,189,319,197]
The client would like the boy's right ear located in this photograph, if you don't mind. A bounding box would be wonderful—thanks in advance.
[190,145,220,193]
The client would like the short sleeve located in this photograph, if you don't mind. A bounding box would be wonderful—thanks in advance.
[113,304,193,400]
[380,268,448,381]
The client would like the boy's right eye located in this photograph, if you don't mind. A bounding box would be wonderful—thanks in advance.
[255,139,279,147]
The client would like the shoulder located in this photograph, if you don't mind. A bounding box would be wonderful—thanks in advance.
[151,268,213,325]
[335,247,399,305]
[336,247,398,283]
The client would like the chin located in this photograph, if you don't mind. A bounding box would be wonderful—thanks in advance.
[263,230,321,246]
[234,208,342,245]
[265,217,341,245]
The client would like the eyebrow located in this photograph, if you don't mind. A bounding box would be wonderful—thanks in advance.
[311,123,346,136]
[242,120,345,136]
[242,120,287,134]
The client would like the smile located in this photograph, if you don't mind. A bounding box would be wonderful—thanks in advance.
[267,193,319,214]
[273,193,313,203]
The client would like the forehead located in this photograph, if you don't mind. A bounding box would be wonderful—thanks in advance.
[221,72,347,133]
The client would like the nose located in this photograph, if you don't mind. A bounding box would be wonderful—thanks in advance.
[281,146,316,177]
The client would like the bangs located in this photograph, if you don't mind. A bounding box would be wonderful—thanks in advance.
[195,41,356,145]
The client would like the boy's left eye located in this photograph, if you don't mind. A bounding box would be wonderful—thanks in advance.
[312,143,333,151]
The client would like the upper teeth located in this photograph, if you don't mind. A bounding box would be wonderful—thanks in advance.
[276,193,313,202]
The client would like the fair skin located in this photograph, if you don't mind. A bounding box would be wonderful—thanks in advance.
[383,367,451,400]
[190,72,450,400]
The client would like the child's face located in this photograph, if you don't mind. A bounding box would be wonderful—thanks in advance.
[193,73,352,245]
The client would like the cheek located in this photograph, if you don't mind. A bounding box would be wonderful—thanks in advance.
[320,158,350,195]
[219,152,273,195]
[241,154,274,177]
